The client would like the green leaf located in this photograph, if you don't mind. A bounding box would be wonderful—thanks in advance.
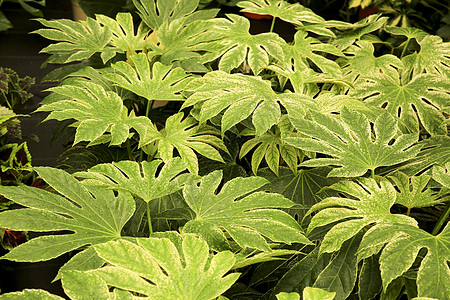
[313,235,361,300]
[138,112,227,175]
[433,162,450,188]
[33,18,113,64]
[237,0,324,25]
[402,35,450,78]
[86,234,240,299]
[284,108,420,178]
[232,248,299,270]
[200,14,285,75]
[75,158,191,203]
[303,287,336,300]
[276,292,300,300]
[182,170,311,251]
[62,270,111,300]
[0,11,13,31]
[184,71,315,136]
[358,256,382,300]
[388,171,444,208]
[132,0,199,29]
[36,81,152,146]
[357,224,450,299]
[0,289,64,299]
[54,247,105,281]
[339,40,403,85]
[306,178,418,254]
[0,167,135,262]
[258,167,340,221]
[104,54,192,102]
[352,72,449,135]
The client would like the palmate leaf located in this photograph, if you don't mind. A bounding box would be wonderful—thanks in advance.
[61,234,239,300]
[183,71,316,136]
[36,81,152,146]
[352,72,450,135]
[357,223,450,299]
[200,14,285,75]
[432,162,450,188]
[33,18,113,64]
[0,167,135,262]
[103,53,192,102]
[182,170,311,251]
[388,171,444,209]
[75,158,192,203]
[138,112,227,175]
[237,0,324,25]
[305,178,418,254]
[339,40,403,85]
[132,0,199,29]
[402,35,450,78]
[284,108,420,178]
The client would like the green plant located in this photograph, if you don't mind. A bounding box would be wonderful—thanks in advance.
[0,0,449,299]
[0,0,45,31]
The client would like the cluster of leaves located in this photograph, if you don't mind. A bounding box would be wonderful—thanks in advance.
[0,0,449,299]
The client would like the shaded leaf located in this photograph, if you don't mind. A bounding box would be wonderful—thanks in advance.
[358,256,382,300]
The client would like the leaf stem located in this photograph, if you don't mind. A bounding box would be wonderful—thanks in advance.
[126,140,133,161]
[371,168,375,179]
[146,201,153,235]
[270,17,277,33]
[400,38,410,59]
[431,201,450,235]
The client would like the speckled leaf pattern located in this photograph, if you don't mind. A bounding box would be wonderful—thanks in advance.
[284,108,420,177]
[104,53,192,102]
[184,71,315,136]
[0,289,64,299]
[33,18,114,64]
[37,81,152,146]
[200,14,285,74]
[133,0,198,29]
[352,72,450,135]
[182,170,311,251]
[80,234,240,299]
[388,172,444,208]
[75,158,191,203]
[238,0,324,25]
[432,162,450,189]
[0,167,135,262]
[339,40,403,85]
[357,224,450,299]
[305,178,418,254]
[137,112,227,175]
[402,35,450,78]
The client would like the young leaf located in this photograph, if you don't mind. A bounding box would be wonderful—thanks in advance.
[85,234,240,299]
[357,224,450,299]
[306,178,418,254]
[182,170,311,251]
[75,158,192,203]
[0,167,135,262]
[303,287,336,300]
[352,72,449,135]
[200,14,285,75]
[132,0,199,29]
[103,53,192,102]
[276,292,300,300]
[184,71,316,136]
[284,108,420,178]
[138,112,227,175]
[36,81,153,146]
[33,18,114,64]
[388,171,444,209]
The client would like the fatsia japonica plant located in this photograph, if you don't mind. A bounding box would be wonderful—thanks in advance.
[0,0,449,299]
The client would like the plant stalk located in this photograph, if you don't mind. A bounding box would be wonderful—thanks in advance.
[431,201,450,235]
[270,16,277,33]
[400,38,410,59]
[146,201,153,235]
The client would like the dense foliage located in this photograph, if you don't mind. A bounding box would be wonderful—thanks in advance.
[0,0,449,299]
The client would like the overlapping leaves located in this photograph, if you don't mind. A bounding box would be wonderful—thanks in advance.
[62,234,240,299]
[306,178,418,254]
[37,81,150,146]
[357,224,450,299]
[284,108,420,177]
[182,170,311,251]
[184,71,316,136]
[0,167,135,262]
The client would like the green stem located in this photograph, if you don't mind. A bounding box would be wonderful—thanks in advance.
[126,140,133,161]
[146,201,153,235]
[431,201,450,235]
[139,100,155,162]
[269,16,277,33]
[406,206,411,216]
[371,168,375,179]
[400,38,410,59]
